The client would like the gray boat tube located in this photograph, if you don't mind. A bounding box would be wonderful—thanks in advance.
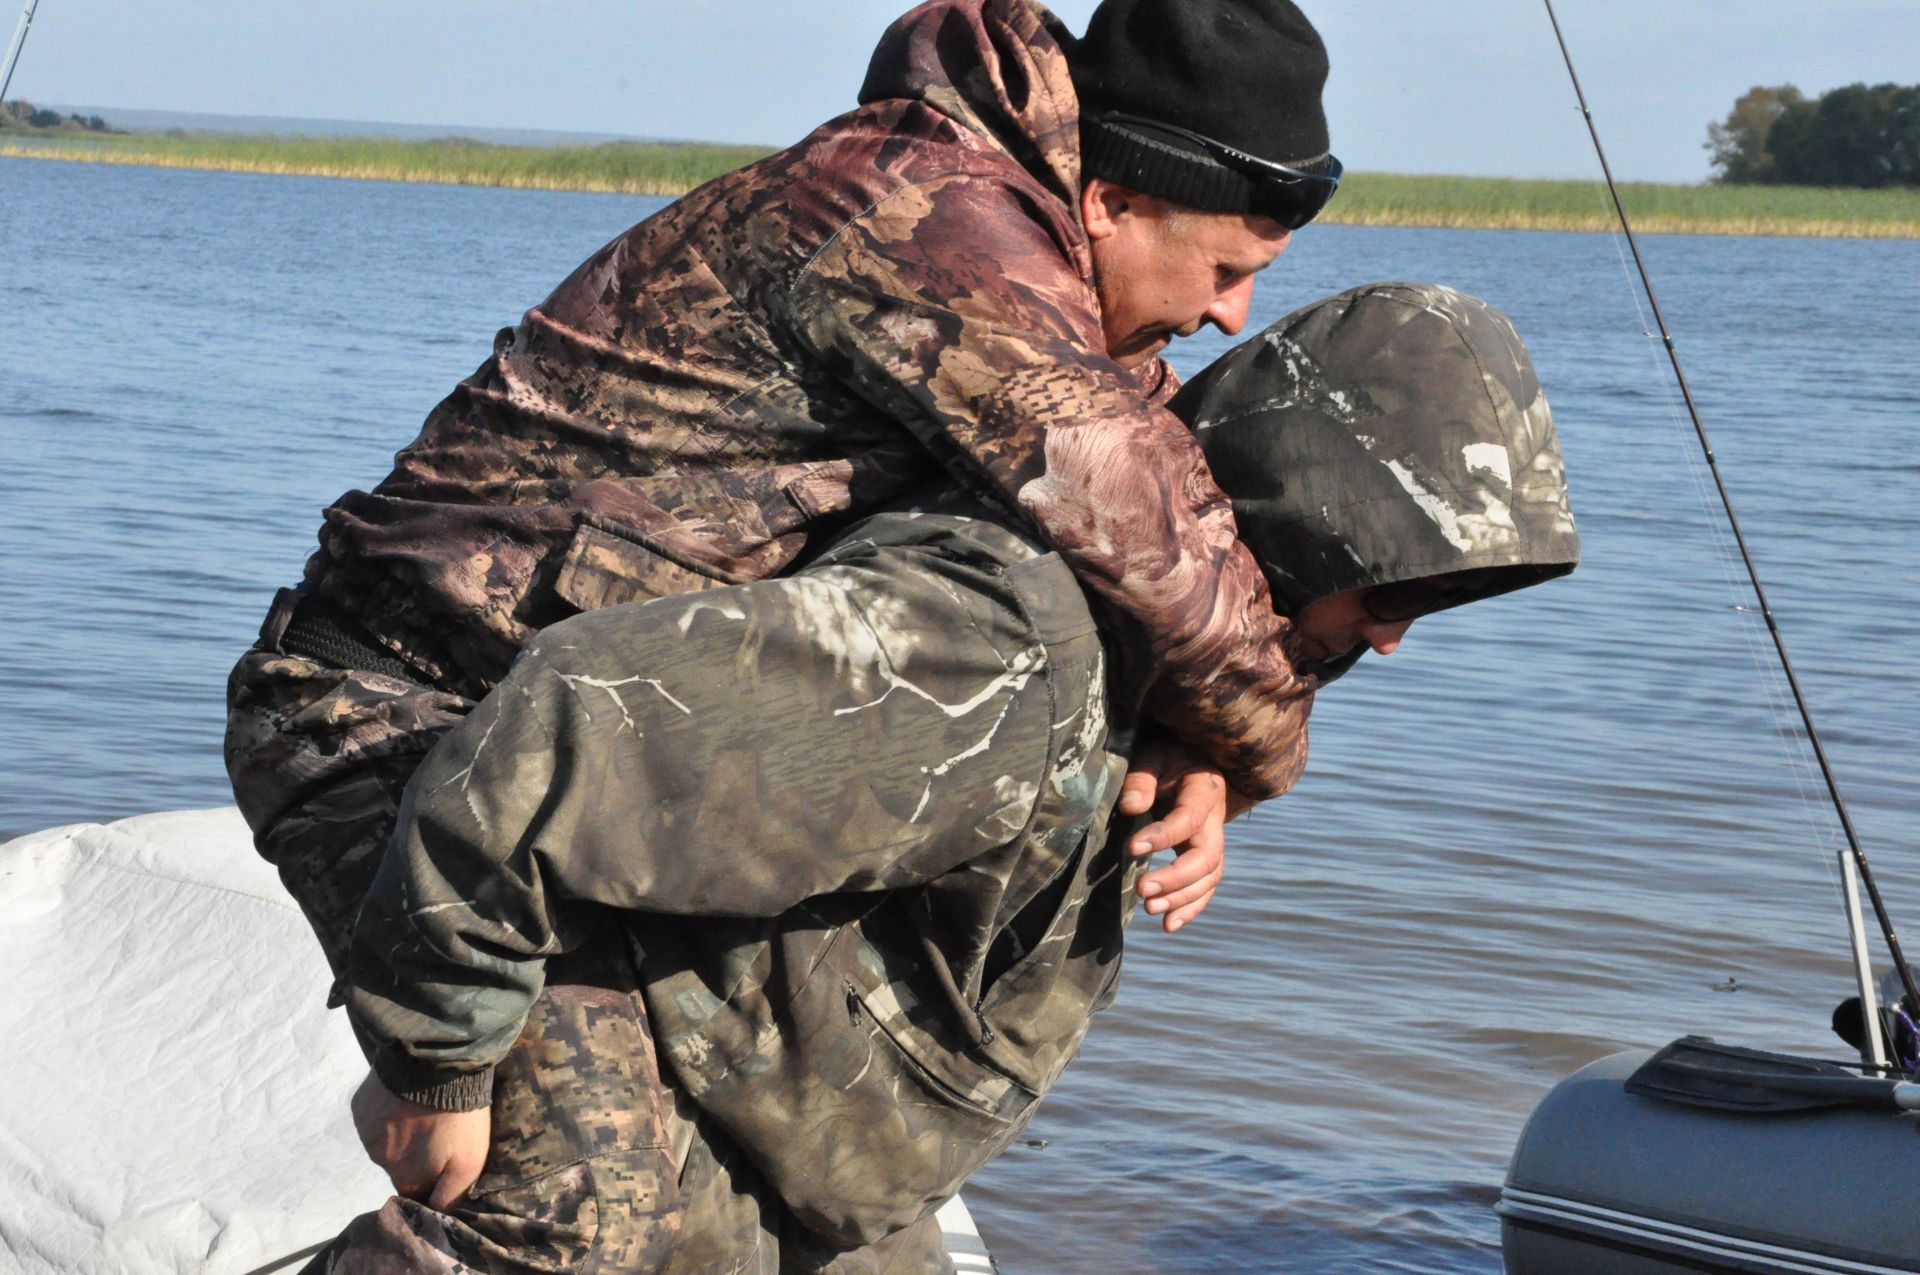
[1502,1048,1920,1275]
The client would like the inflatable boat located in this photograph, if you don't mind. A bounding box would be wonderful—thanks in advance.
[1501,1037,1920,1274]
[0,810,997,1274]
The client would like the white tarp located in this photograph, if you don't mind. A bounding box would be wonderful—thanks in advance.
[0,808,386,1274]
[0,809,994,1275]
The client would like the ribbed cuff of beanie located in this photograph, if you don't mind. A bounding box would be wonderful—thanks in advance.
[1081,115,1262,214]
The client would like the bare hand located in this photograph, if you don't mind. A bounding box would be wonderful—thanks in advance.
[1116,738,1256,933]
[350,1069,492,1211]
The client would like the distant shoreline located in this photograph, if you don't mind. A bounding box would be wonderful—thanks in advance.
[5,131,1918,239]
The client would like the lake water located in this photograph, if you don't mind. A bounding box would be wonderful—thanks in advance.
[4,156,1918,1272]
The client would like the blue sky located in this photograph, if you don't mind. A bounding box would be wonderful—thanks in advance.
[10,0,1917,183]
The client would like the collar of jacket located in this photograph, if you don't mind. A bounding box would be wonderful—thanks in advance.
[858,0,1085,216]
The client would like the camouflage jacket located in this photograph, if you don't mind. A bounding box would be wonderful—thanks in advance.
[346,510,1139,1248]
[305,0,1311,798]
[340,282,1582,1252]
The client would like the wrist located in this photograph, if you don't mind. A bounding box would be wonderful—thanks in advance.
[369,1052,495,1113]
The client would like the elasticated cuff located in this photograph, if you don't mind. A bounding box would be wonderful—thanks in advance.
[370,1051,496,1113]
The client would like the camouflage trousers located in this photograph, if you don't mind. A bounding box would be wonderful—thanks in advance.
[226,641,473,994]
[293,940,951,1275]
[226,509,1117,1272]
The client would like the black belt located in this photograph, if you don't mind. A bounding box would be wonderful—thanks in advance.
[271,588,435,688]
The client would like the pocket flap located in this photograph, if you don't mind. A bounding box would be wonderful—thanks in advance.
[552,519,742,614]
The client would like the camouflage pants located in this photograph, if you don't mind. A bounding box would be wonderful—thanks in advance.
[294,940,949,1275]
[226,640,474,992]
[227,510,1112,1272]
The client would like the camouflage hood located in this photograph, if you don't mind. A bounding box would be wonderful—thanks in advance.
[860,0,1084,209]
[1172,282,1579,673]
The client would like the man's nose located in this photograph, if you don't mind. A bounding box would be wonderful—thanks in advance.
[1204,275,1257,337]
[1357,617,1415,656]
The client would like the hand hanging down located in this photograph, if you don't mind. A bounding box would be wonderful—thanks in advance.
[351,1071,491,1212]
[1117,734,1258,933]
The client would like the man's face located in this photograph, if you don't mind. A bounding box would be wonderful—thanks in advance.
[1292,587,1416,669]
[1080,180,1295,369]
[1295,568,1499,670]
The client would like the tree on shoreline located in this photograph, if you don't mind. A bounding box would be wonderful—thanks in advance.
[1706,85,1803,184]
[1709,82,1920,187]
[0,99,116,133]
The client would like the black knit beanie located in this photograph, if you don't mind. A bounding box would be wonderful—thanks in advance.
[1071,0,1332,214]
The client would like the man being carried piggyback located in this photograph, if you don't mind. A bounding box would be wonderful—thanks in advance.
[326,283,1579,1271]
[229,0,1346,999]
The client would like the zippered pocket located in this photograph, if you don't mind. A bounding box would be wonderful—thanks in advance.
[843,980,1029,1123]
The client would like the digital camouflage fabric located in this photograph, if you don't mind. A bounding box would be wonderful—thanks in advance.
[1174,280,1579,675]
[299,945,686,1275]
[300,0,1312,800]
[298,940,963,1274]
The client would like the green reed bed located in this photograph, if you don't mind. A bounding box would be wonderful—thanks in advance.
[0,130,772,196]
[5,130,1918,236]
[1327,172,1920,238]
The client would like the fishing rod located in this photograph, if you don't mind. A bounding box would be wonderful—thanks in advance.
[1540,0,1920,1067]
[1,0,40,108]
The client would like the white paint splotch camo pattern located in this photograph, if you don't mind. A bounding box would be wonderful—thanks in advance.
[341,509,1130,1249]
[1171,281,1580,638]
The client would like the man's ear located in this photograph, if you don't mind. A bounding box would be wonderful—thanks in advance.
[1080,177,1136,242]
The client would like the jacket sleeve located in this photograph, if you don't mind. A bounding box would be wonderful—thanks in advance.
[786,175,1312,798]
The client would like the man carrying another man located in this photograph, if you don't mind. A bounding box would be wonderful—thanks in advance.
[223,0,1581,1267]
[330,283,1579,1270]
